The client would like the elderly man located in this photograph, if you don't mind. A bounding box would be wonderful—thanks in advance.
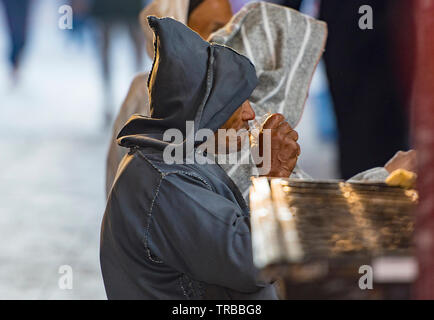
[100,16,299,300]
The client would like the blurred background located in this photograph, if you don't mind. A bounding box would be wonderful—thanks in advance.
[0,0,153,299]
[0,0,421,299]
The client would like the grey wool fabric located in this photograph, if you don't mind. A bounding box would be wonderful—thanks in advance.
[210,2,328,198]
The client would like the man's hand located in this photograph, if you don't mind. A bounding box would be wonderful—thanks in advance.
[385,150,417,173]
[258,113,300,177]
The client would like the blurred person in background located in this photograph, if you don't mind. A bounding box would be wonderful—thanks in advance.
[105,0,233,196]
[1,0,32,85]
[279,0,411,179]
[89,0,148,125]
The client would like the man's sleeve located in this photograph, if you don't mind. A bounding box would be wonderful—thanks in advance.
[147,172,268,293]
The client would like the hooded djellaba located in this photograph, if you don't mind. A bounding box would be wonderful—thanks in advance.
[100,16,278,300]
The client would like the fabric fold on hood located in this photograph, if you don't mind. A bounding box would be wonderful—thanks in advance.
[117,16,258,152]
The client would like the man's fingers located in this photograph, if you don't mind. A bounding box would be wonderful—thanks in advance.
[276,121,298,142]
[277,121,292,134]
[288,130,299,142]
[262,113,285,130]
[290,141,301,158]
[284,135,293,145]
[274,157,298,177]
[260,113,301,178]
[278,140,300,161]
[283,132,299,146]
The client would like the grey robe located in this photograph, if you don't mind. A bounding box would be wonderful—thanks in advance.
[100,17,277,300]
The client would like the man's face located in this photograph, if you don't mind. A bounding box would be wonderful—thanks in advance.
[214,100,256,153]
[188,0,233,40]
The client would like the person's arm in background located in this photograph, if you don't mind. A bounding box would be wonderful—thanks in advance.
[348,150,417,182]
[291,150,417,183]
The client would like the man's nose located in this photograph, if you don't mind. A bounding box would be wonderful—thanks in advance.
[242,102,256,121]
